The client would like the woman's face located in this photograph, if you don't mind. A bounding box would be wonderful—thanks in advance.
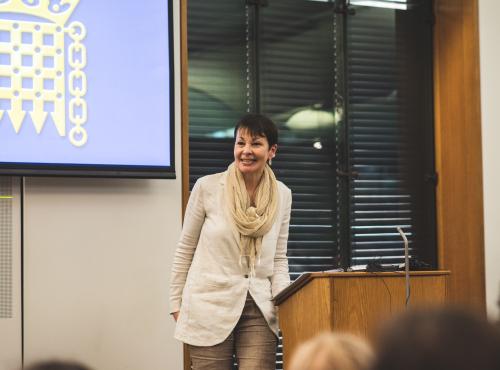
[234,128,277,177]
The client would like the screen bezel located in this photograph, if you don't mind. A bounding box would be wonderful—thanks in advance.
[0,0,176,179]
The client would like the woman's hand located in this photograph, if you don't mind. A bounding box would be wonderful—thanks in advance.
[172,311,180,322]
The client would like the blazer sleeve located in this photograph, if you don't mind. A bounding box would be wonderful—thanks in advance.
[169,178,206,314]
[271,187,292,298]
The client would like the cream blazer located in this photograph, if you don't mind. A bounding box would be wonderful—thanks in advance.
[169,171,292,346]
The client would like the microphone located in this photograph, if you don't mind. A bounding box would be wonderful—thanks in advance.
[397,227,410,308]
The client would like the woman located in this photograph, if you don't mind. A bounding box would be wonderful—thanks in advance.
[169,113,292,370]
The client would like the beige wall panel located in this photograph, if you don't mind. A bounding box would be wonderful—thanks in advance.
[479,0,500,321]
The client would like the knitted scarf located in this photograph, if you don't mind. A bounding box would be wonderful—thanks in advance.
[225,162,279,276]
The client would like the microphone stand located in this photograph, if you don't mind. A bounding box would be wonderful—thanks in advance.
[397,227,410,308]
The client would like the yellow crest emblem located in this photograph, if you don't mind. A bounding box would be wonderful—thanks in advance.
[0,0,87,147]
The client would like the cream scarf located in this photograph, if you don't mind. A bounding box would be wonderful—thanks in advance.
[225,162,279,275]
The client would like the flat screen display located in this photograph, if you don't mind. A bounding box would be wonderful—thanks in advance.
[0,0,175,178]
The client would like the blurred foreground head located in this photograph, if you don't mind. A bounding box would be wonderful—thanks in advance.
[24,360,92,370]
[289,332,374,370]
[371,307,500,370]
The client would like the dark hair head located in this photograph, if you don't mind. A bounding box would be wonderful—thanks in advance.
[233,113,278,147]
[24,361,92,370]
[371,307,500,370]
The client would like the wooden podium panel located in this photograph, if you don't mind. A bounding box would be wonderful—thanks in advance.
[274,271,449,369]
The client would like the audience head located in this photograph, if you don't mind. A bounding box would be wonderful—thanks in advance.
[371,307,500,370]
[289,332,374,370]
[23,360,92,370]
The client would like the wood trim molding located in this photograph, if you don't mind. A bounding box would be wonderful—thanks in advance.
[273,271,451,305]
[181,0,190,219]
[433,0,486,310]
[180,1,191,369]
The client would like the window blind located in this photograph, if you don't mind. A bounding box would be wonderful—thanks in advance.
[346,2,436,266]
[259,0,338,277]
[188,0,436,271]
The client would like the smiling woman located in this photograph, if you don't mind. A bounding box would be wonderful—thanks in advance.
[170,113,292,370]
[233,114,278,202]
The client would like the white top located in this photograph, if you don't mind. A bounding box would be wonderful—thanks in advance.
[169,171,292,346]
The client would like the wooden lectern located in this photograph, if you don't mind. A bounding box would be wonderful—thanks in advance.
[274,271,450,369]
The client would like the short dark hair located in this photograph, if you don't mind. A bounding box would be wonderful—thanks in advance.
[24,361,92,370]
[233,113,278,147]
[372,307,500,370]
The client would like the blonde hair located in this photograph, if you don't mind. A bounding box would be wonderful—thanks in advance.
[289,332,374,370]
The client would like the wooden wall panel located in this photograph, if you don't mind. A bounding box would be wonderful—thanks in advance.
[181,0,190,218]
[181,2,191,369]
[434,0,486,310]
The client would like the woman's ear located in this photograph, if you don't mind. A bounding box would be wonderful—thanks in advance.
[267,144,277,165]
[269,144,278,158]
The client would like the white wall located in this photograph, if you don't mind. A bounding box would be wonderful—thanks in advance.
[23,177,183,370]
[479,0,500,321]
[21,1,184,369]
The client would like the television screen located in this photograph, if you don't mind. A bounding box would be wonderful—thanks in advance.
[0,0,175,178]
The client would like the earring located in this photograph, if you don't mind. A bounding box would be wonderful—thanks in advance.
[268,158,272,166]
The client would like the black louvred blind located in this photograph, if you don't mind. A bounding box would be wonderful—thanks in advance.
[259,0,338,278]
[188,0,247,184]
[346,1,436,266]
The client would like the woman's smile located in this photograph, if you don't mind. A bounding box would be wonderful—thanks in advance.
[240,158,256,165]
[234,129,276,177]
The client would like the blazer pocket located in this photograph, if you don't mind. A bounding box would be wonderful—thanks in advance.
[200,272,230,291]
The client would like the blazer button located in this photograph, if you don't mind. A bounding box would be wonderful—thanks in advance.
[244,274,249,278]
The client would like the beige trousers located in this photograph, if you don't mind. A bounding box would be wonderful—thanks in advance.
[188,294,278,370]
